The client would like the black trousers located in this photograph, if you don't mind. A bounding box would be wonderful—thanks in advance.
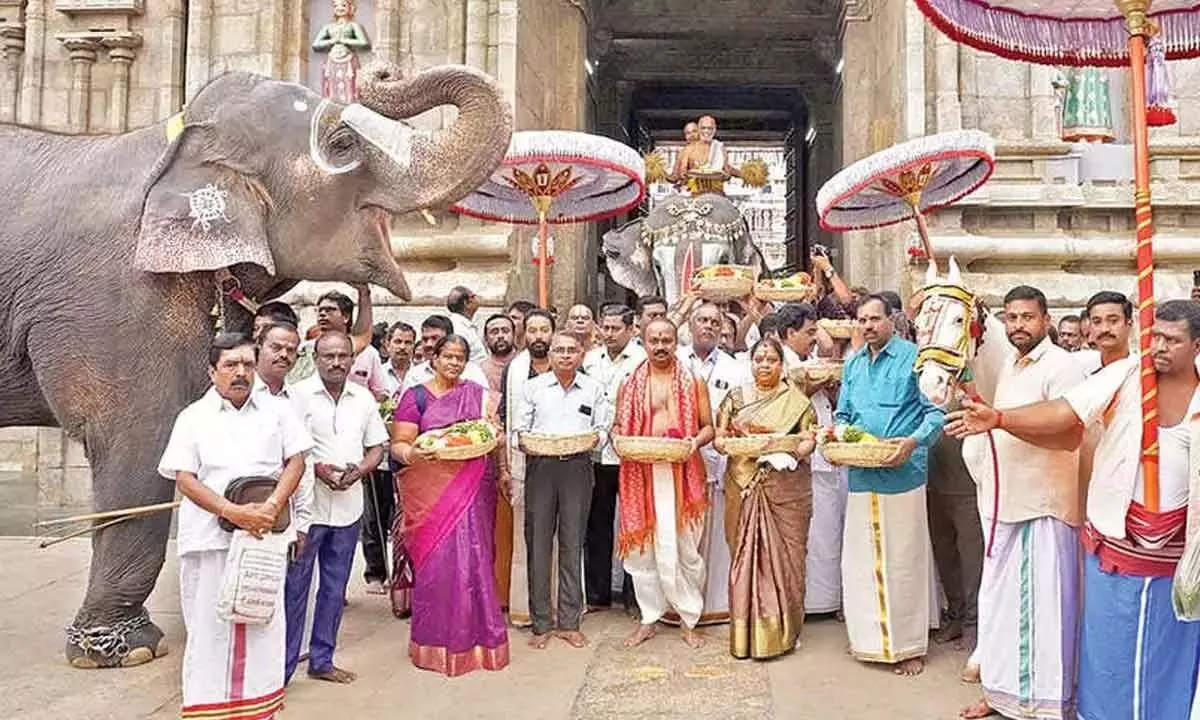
[584,463,620,606]
[927,490,983,627]
[525,454,593,635]
[360,469,395,583]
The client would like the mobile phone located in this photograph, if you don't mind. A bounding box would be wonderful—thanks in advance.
[1193,269,1200,287]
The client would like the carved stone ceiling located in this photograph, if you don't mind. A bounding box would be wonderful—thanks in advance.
[594,0,841,93]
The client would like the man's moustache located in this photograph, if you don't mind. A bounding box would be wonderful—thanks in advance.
[231,379,250,387]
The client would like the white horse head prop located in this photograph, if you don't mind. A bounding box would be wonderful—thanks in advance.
[912,256,985,408]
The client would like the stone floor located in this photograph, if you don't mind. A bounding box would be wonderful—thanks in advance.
[1,538,979,719]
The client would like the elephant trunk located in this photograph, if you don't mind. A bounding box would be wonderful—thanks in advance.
[353,63,512,209]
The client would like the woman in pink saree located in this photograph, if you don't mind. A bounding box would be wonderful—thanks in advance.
[390,335,510,676]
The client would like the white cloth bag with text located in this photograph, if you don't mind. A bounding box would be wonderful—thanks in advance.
[1172,415,1200,621]
[217,530,290,625]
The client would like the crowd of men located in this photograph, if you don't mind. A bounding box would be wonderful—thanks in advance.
[160,263,1200,720]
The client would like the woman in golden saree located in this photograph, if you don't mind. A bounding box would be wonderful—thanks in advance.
[714,338,818,660]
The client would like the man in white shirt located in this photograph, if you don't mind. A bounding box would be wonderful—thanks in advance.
[582,304,646,611]
[777,302,850,617]
[956,286,1087,720]
[254,322,313,546]
[287,286,385,398]
[948,299,1200,720]
[447,285,487,363]
[675,301,745,625]
[499,309,556,627]
[513,331,608,649]
[283,332,389,685]
[381,321,416,397]
[401,314,489,394]
[158,333,311,720]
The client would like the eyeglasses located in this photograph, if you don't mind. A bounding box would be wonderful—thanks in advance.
[550,347,579,355]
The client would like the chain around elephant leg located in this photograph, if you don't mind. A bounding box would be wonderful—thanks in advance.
[64,608,168,669]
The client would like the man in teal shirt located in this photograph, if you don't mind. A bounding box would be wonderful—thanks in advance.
[834,295,944,678]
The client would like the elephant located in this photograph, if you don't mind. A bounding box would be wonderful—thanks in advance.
[0,62,511,668]
[602,193,765,307]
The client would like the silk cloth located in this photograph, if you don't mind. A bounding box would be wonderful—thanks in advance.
[977,517,1080,719]
[717,380,817,658]
[394,380,509,676]
[503,351,540,626]
[842,486,931,664]
[179,550,286,720]
[624,464,706,628]
[614,361,708,557]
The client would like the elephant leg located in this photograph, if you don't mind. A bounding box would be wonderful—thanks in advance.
[64,426,176,668]
[26,332,207,669]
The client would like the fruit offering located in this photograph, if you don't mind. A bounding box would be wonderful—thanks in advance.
[816,424,879,445]
[416,420,496,450]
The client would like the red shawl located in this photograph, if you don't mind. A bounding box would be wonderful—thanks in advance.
[614,359,708,557]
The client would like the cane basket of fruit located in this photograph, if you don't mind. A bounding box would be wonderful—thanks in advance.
[816,424,894,468]
[691,265,755,301]
[415,420,497,461]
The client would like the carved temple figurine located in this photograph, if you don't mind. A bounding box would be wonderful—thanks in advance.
[312,0,371,103]
[1051,67,1114,144]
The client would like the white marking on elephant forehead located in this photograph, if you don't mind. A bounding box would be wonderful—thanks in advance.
[293,100,309,112]
[183,183,232,233]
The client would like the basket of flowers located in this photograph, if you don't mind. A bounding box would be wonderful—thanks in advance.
[691,265,755,301]
[816,424,895,468]
[754,271,817,302]
[521,431,599,457]
[415,420,497,461]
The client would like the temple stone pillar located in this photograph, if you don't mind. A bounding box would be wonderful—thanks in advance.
[18,0,44,126]
[0,23,23,123]
[103,34,141,132]
[1028,64,1057,141]
[932,28,960,132]
[59,36,98,133]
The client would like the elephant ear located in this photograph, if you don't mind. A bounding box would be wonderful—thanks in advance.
[135,126,276,276]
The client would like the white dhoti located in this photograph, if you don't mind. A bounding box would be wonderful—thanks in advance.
[842,486,931,663]
[179,550,286,720]
[978,517,1080,719]
[624,464,706,628]
[694,483,731,625]
[805,467,848,613]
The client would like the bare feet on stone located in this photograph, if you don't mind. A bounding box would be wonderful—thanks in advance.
[934,619,964,644]
[681,626,705,649]
[308,666,357,684]
[528,633,551,650]
[556,630,588,648]
[961,661,981,684]
[894,657,925,676]
[624,624,657,648]
[959,699,997,718]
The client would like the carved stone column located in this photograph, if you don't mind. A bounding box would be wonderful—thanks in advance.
[1028,64,1057,141]
[102,34,141,132]
[933,29,961,131]
[59,36,99,133]
[958,46,979,130]
[0,24,24,123]
[18,0,43,126]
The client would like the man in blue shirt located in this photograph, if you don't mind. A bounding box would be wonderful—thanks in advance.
[835,295,944,677]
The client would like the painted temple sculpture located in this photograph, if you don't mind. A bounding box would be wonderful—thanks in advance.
[1052,67,1115,144]
[312,0,372,103]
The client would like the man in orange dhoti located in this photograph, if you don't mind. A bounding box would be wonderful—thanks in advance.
[615,319,714,649]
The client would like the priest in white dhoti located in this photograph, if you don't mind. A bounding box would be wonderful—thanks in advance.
[677,302,745,625]
[500,309,554,627]
[956,287,1087,720]
[617,319,714,649]
[158,334,312,720]
[670,115,742,196]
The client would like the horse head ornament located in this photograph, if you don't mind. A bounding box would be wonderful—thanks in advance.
[912,256,987,408]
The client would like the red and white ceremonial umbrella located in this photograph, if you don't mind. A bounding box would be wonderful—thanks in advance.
[816,129,996,260]
[451,130,646,307]
[912,0,1200,511]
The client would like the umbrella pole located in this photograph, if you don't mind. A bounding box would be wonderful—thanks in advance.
[1121,0,1160,512]
[537,209,549,309]
[907,198,936,261]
